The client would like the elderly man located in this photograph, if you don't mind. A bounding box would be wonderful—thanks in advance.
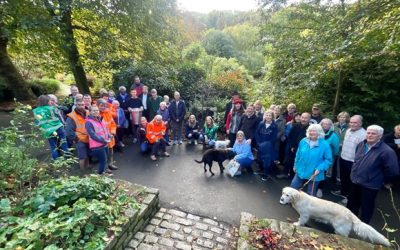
[65,100,89,169]
[63,85,80,115]
[116,86,130,112]
[278,112,311,179]
[310,103,324,124]
[146,115,170,161]
[130,76,144,96]
[168,91,186,145]
[347,125,399,223]
[383,124,400,187]
[148,89,162,121]
[332,115,366,203]
[139,86,149,119]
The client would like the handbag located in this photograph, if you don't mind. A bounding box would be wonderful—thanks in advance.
[226,159,241,177]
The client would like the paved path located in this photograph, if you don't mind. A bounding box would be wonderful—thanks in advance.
[127,208,237,250]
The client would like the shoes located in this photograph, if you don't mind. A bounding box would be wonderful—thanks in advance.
[118,142,125,147]
[178,140,183,145]
[261,175,272,181]
[339,198,348,206]
[163,152,170,157]
[133,138,138,144]
[150,155,157,161]
[194,140,198,145]
[276,174,289,179]
[173,140,177,145]
[108,164,118,170]
[105,168,113,174]
[331,190,346,198]
[316,189,323,198]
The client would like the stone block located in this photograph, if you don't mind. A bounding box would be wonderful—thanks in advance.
[204,240,214,249]
[183,227,192,234]
[150,218,161,226]
[171,232,185,241]
[146,187,159,194]
[202,231,213,239]
[168,209,187,218]
[159,237,174,247]
[134,232,146,241]
[160,221,181,231]
[142,194,156,206]
[138,204,149,220]
[144,224,155,232]
[128,239,140,248]
[163,214,172,220]
[137,243,156,250]
[176,241,192,250]
[203,218,218,226]
[159,207,167,212]
[154,211,164,219]
[186,235,194,243]
[195,222,209,231]
[216,236,228,245]
[210,227,223,234]
[154,227,167,236]
[176,217,193,226]
[187,213,201,221]
[143,234,158,244]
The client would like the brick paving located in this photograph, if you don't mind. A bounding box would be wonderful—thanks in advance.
[125,208,237,250]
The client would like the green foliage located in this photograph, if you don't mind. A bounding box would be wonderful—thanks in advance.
[0,175,140,250]
[28,78,60,96]
[176,63,206,105]
[0,102,74,196]
[182,42,206,62]
[259,0,400,128]
[202,29,236,59]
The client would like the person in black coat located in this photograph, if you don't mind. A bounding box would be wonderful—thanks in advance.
[238,104,261,148]
[127,89,143,143]
[383,124,400,188]
[278,112,311,179]
[168,91,186,144]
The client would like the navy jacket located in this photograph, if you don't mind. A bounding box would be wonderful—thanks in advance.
[255,121,278,163]
[185,122,200,137]
[287,123,309,151]
[350,140,399,190]
[168,100,186,121]
[116,93,130,111]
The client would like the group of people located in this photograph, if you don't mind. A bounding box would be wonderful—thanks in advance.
[32,79,400,225]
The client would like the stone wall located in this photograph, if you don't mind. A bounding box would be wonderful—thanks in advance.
[105,181,160,250]
[237,212,391,250]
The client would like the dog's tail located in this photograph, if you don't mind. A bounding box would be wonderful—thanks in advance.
[194,159,203,164]
[352,219,391,246]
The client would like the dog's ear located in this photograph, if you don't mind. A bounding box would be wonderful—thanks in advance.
[288,188,300,202]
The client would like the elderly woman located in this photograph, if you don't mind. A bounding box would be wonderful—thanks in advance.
[85,105,113,176]
[229,131,254,174]
[255,111,278,181]
[317,118,340,197]
[290,124,332,196]
[146,115,170,161]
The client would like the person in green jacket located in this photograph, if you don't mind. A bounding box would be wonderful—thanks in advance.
[200,116,219,147]
[147,89,162,121]
[33,95,69,159]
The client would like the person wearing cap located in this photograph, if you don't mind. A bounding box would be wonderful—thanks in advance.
[226,98,245,147]
[310,103,324,124]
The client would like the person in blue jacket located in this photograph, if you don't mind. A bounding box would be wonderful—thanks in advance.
[230,130,254,174]
[290,124,332,196]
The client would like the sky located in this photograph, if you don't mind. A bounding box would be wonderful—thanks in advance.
[177,0,258,13]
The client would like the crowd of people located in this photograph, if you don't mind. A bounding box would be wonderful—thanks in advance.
[32,76,400,225]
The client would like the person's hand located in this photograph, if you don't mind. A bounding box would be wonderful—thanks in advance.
[246,139,251,144]
[128,108,132,112]
[193,130,198,133]
[313,169,319,176]
[293,168,296,173]
[188,133,192,137]
[176,119,179,122]
[291,148,295,153]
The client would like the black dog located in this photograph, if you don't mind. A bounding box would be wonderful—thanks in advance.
[194,149,236,175]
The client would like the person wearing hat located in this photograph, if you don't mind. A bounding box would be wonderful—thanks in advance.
[224,91,247,125]
[310,103,324,124]
[226,98,245,147]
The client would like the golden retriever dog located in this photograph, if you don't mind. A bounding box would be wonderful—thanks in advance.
[280,187,390,247]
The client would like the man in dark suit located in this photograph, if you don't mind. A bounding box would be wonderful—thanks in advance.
[139,85,149,120]
[168,91,186,145]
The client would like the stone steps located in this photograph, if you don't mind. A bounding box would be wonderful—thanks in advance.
[126,208,237,250]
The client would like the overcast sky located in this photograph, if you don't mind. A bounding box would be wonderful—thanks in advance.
[177,0,258,13]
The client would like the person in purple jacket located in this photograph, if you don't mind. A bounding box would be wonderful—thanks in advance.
[347,125,399,224]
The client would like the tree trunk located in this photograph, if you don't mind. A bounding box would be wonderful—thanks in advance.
[58,0,90,94]
[0,28,36,101]
[332,68,342,116]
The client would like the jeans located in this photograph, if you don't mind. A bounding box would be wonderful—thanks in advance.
[290,174,320,196]
[339,157,353,196]
[151,139,166,156]
[236,157,253,173]
[171,120,183,141]
[48,127,69,160]
[91,146,107,174]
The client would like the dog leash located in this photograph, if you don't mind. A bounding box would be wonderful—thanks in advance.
[299,172,317,193]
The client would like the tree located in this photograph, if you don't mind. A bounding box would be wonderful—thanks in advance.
[202,29,236,59]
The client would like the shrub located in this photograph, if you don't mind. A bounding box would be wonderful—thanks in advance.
[29,78,60,96]
[0,175,140,249]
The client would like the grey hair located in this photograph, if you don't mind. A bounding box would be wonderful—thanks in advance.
[48,94,58,103]
[367,125,384,136]
[236,130,245,138]
[351,115,363,125]
[118,86,126,91]
[320,118,333,130]
[306,124,325,139]
[97,98,107,105]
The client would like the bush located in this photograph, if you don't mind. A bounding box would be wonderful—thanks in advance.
[0,175,140,249]
[29,78,60,96]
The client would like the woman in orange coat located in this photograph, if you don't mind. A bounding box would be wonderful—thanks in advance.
[146,115,170,161]
[98,99,118,170]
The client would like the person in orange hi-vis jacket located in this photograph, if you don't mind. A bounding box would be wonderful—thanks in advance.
[146,115,170,161]
[98,99,118,171]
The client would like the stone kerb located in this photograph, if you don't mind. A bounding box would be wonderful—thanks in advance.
[105,180,160,250]
[238,212,391,250]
